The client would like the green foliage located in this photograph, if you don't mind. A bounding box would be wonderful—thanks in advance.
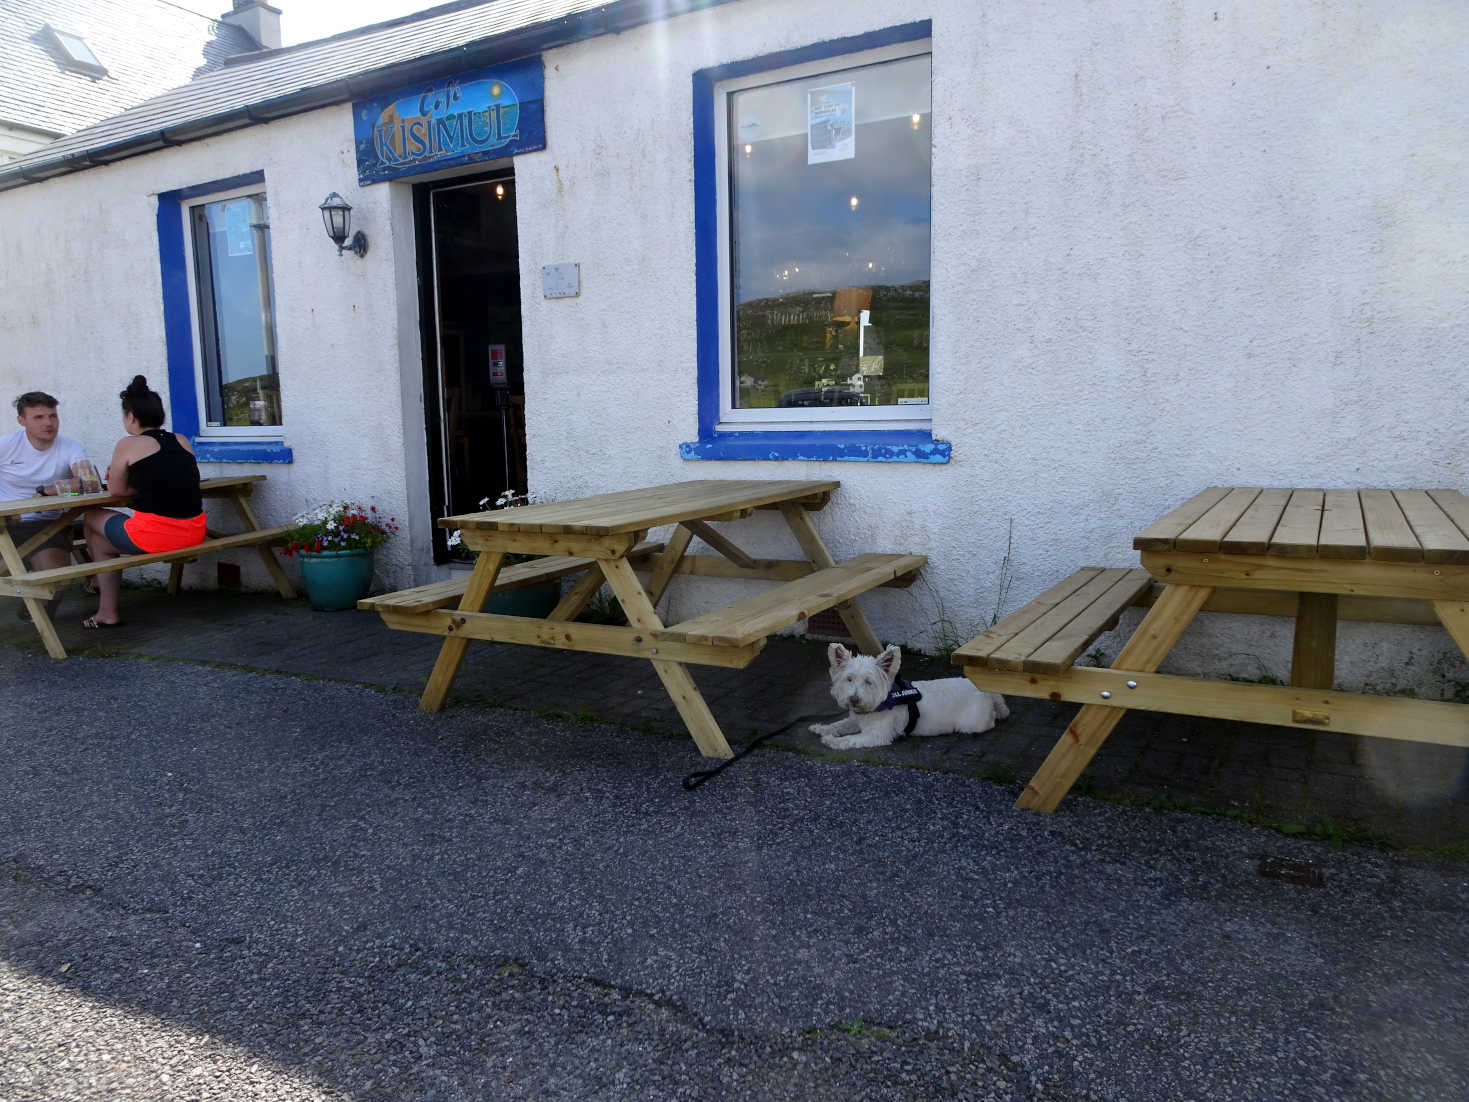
[282,501,398,556]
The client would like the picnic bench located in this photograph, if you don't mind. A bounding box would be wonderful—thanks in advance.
[0,474,294,658]
[361,479,926,758]
[955,488,1469,811]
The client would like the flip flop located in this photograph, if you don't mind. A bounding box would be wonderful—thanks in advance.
[81,616,125,630]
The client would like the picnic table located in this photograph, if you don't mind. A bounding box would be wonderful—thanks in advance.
[361,479,926,758]
[955,487,1469,811]
[0,474,295,658]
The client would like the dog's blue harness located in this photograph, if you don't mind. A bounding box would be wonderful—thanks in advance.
[875,677,922,736]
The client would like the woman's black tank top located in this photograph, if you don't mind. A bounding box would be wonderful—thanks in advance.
[129,429,202,518]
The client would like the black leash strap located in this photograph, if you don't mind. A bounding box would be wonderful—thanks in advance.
[682,712,832,791]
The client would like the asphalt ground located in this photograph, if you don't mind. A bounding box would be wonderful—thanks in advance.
[3,652,1468,1100]
[3,584,1467,853]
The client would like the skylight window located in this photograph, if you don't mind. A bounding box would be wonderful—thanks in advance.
[43,25,107,77]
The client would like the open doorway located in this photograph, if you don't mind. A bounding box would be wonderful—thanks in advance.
[414,170,525,562]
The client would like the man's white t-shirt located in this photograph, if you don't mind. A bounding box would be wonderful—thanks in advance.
[0,429,89,520]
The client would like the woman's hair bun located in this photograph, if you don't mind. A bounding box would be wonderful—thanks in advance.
[126,375,150,394]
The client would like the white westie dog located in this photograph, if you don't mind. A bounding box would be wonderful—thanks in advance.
[810,643,1009,751]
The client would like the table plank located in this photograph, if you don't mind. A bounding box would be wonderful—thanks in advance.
[1176,488,1263,552]
[1397,490,1469,564]
[1360,489,1423,562]
[1316,490,1367,558]
[1219,488,1291,553]
[448,480,839,536]
[1133,487,1231,551]
[1268,489,1326,557]
[1428,490,1469,538]
[0,474,266,520]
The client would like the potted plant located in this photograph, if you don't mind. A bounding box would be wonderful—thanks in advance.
[282,501,399,610]
[447,489,563,618]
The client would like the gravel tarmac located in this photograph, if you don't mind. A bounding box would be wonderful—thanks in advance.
[2,655,1466,1100]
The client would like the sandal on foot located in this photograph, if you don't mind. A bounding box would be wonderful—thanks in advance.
[81,616,124,630]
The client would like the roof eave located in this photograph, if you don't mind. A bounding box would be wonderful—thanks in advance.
[0,0,735,195]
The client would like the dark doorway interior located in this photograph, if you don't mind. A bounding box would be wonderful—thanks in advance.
[415,171,525,562]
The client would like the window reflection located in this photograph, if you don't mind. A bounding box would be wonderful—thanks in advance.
[191,193,282,429]
[729,53,931,411]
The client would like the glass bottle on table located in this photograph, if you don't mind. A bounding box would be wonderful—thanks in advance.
[75,459,103,494]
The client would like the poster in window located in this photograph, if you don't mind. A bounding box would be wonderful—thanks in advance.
[225,200,255,257]
[807,82,855,164]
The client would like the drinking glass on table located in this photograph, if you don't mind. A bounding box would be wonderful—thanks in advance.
[50,476,79,496]
[75,459,102,494]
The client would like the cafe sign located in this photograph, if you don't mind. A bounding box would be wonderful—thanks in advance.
[353,56,546,184]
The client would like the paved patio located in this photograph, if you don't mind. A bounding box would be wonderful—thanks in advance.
[5,580,1467,851]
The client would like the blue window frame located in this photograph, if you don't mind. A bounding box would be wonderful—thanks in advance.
[682,21,949,463]
[157,172,292,462]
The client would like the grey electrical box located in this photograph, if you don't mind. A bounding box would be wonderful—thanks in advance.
[541,262,580,298]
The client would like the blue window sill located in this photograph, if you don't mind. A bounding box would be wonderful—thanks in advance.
[193,440,293,463]
[679,431,950,463]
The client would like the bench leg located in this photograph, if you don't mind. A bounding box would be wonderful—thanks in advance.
[22,593,68,659]
[420,552,503,712]
[600,556,733,758]
[226,491,297,598]
[644,524,695,609]
[1290,592,1337,690]
[1434,600,1469,663]
[777,502,883,656]
[1017,583,1211,812]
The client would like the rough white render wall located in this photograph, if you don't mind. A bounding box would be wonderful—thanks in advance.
[0,0,1465,697]
[515,0,1469,696]
[0,107,422,593]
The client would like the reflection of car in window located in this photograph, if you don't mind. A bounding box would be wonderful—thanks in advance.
[777,385,864,407]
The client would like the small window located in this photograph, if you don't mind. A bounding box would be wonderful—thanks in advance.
[185,189,284,435]
[43,25,106,77]
[718,43,931,432]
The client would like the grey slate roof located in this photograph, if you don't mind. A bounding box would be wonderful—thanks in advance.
[0,0,734,192]
[0,0,260,139]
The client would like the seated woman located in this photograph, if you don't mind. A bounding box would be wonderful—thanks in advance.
[81,375,205,628]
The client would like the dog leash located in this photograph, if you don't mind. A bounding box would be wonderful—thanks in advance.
[681,712,833,791]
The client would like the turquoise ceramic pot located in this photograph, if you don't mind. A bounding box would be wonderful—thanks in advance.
[299,549,375,611]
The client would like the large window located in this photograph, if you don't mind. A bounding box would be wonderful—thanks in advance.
[157,172,290,462]
[686,25,947,462]
[186,187,283,434]
[724,48,931,423]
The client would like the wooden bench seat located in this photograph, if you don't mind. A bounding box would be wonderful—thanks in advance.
[7,525,293,595]
[358,541,665,615]
[953,567,1153,674]
[663,552,927,648]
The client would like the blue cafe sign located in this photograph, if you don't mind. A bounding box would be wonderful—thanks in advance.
[353,57,545,184]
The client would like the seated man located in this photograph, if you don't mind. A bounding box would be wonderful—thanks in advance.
[1,391,91,614]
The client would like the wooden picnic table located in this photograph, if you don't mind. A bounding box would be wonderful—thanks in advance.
[0,473,295,658]
[955,487,1469,811]
[362,479,926,758]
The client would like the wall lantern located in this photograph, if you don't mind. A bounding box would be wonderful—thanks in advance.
[319,192,368,257]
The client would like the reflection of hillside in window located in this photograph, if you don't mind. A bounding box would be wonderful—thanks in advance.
[729,53,930,410]
[190,194,283,429]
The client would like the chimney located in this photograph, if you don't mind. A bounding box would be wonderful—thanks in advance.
[221,1,282,50]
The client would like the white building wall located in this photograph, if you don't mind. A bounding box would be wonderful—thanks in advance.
[0,107,423,593]
[0,0,1465,696]
[515,0,1469,695]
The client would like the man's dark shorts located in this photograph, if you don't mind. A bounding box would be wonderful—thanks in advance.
[5,517,75,564]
